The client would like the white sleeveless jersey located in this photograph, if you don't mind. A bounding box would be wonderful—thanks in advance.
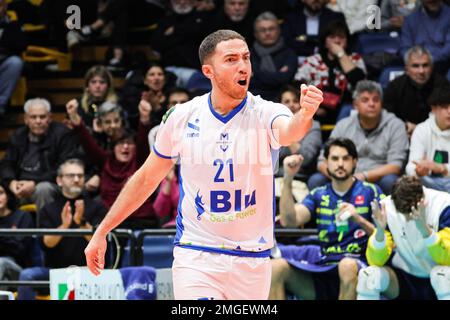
[153,92,293,257]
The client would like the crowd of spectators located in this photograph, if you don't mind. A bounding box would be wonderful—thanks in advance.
[0,0,449,300]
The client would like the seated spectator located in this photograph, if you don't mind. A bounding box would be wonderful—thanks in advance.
[0,0,26,119]
[384,46,449,137]
[153,166,179,228]
[210,0,255,44]
[406,83,450,192]
[151,0,211,87]
[309,80,409,195]
[357,176,450,300]
[250,11,297,101]
[282,0,346,59]
[335,0,378,34]
[401,0,450,75]
[271,138,381,300]
[17,159,106,300]
[77,102,126,197]
[66,65,118,131]
[120,62,169,130]
[294,20,366,124]
[381,0,421,32]
[89,101,125,150]
[0,182,34,287]
[0,98,79,211]
[276,85,322,181]
[66,98,159,229]
[148,87,190,148]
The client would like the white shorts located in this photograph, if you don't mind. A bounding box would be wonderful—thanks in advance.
[172,246,271,300]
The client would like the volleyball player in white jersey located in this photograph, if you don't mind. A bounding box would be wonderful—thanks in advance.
[85,29,323,299]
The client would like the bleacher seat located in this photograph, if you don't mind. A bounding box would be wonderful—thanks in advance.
[30,236,44,267]
[356,32,400,55]
[186,71,211,94]
[141,235,175,269]
[378,66,404,90]
[119,237,135,268]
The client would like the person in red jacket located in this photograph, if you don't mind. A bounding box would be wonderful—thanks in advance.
[66,99,159,229]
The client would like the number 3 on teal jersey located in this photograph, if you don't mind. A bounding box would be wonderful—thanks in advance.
[214,159,234,182]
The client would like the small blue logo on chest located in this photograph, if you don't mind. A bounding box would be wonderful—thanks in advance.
[187,119,200,138]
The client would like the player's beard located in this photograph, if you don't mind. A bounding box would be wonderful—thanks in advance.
[327,166,355,181]
[215,76,247,100]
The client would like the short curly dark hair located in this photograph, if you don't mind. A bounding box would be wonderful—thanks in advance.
[391,176,424,214]
[198,29,245,65]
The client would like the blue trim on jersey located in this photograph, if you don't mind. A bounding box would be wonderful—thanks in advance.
[174,166,185,245]
[176,244,271,258]
[152,145,178,159]
[269,113,291,148]
[270,147,280,174]
[272,177,277,246]
[208,93,247,124]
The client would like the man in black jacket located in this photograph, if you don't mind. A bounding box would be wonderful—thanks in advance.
[384,46,450,137]
[0,0,27,118]
[0,98,79,211]
[151,0,210,72]
[210,0,255,44]
[17,158,106,300]
[250,11,298,101]
[282,0,346,58]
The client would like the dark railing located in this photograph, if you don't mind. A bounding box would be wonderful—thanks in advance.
[0,228,135,289]
[0,227,317,288]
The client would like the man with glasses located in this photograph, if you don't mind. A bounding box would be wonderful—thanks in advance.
[250,11,297,100]
[17,159,106,300]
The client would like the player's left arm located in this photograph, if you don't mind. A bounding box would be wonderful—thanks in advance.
[424,206,450,266]
[272,85,323,146]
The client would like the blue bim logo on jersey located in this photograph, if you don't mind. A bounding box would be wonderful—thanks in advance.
[195,190,205,220]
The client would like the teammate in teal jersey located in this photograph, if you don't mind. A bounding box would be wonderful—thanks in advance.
[271,138,384,300]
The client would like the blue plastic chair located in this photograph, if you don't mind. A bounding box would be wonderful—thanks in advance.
[356,32,400,55]
[141,236,175,269]
[30,236,44,267]
[378,66,404,89]
[186,71,211,94]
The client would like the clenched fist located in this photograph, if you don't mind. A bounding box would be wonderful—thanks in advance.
[66,99,81,125]
[299,84,323,118]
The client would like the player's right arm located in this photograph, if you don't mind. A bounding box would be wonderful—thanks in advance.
[279,155,311,228]
[85,152,174,275]
[367,200,395,266]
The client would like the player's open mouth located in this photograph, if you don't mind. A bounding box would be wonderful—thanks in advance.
[237,79,247,86]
